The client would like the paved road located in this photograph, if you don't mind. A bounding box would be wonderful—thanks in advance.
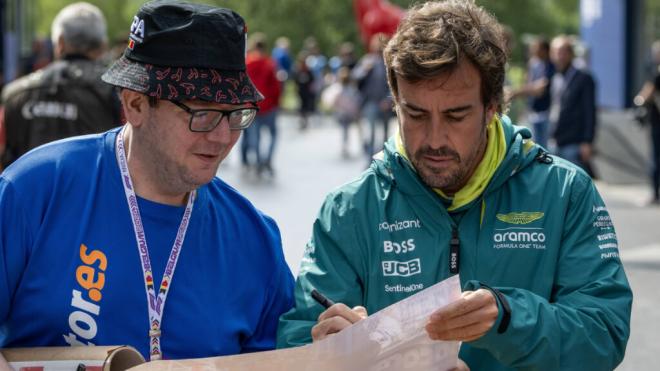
[218,113,659,370]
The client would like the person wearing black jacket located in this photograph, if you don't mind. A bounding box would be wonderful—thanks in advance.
[1,2,120,168]
[549,35,597,177]
[634,40,660,205]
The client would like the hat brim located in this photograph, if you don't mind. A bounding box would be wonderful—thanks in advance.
[102,55,264,105]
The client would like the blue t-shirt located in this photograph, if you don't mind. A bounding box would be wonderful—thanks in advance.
[0,128,295,359]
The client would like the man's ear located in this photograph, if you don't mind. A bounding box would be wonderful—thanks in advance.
[53,36,65,60]
[120,89,149,128]
[485,102,498,125]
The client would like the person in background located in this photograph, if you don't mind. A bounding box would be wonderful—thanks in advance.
[329,42,358,74]
[510,37,554,148]
[304,37,327,117]
[331,67,361,158]
[1,2,121,168]
[633,40,660,206]
[246,33,282,177]
[353,33,394,163]
[549,35,598,177]
[278,1,631,370]
[0,1,293,362]
[293,52,316,130]
[272,36,293,85]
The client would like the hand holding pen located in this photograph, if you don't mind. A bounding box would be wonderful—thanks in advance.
[311,289,335,309]
[309,288,368,341]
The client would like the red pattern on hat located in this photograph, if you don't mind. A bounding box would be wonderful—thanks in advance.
[226,78,239,90]
[156,67,170,80]
[105,58,262,104]
[171,68,182,82]
[167,84,178,100]
[215,90,227,103]
[211,70,221,84]
[180,83,195,95]
[149,84,163,98]
[229,89,239,104]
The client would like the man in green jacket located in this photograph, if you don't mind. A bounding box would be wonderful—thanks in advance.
[277,1,632,370]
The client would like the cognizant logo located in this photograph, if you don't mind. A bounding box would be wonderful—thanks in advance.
[378,219,421,232]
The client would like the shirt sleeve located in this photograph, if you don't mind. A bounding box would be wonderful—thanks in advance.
[0,177,32,326]
[277,193,366,348]
[469,170,632,370]
[240,215,295,353]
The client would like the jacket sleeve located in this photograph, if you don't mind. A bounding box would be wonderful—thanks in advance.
[277,192,366,348]
[469,171,632,370]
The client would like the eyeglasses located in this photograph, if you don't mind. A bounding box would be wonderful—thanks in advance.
[169,100,258,132]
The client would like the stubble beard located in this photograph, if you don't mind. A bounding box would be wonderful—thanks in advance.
[411,119,489,193]
[139,117,207,195]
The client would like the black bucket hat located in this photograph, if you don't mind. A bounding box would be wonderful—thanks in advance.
[102,0,263,104]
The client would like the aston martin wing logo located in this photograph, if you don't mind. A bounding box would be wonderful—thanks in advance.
[496,211,544,225]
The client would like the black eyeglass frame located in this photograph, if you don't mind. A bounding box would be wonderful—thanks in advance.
[169,100,259,132]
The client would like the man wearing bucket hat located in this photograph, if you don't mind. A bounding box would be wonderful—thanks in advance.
[0,1,294,362]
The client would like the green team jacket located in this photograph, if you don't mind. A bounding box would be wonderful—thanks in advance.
[277,116,632,370]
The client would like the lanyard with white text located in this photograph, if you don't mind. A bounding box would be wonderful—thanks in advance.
[115,128,196,360]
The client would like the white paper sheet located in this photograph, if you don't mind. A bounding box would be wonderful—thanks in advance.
[131,275,462,371]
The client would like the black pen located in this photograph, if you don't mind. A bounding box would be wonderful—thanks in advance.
[311,289,335,309]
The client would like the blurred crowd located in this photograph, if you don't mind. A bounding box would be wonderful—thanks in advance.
[0,2,658,204]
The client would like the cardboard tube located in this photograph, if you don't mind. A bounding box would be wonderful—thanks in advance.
[1,346,145,371]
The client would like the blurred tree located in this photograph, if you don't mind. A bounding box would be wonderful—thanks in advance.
[217,0,362,58]
[34,0,143,44]
[477,0,579,64]
[646,0,660,40]
[31,0,580,66]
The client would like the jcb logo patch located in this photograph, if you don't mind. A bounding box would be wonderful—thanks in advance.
[496,211,544,225]
[382,259,421,277]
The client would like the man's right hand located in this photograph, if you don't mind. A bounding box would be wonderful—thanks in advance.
[311,303,368,341]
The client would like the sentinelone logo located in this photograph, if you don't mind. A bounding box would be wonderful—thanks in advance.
[493,227,546,250]
[378,219,421,233]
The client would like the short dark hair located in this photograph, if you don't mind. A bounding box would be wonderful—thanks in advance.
[148,95,158,107]
[537,38,550,54]
[249,32,267,52]
[383,0,508,112]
